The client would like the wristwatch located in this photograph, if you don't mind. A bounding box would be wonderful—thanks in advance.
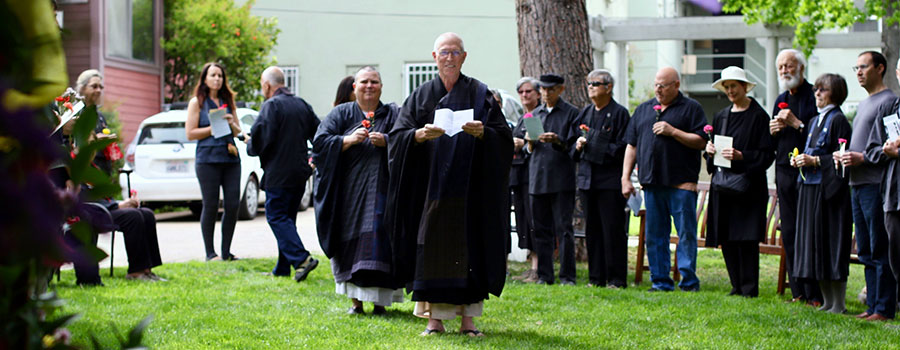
[797,122,805,131]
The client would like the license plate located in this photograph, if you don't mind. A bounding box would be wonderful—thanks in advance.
[166,160,188,173]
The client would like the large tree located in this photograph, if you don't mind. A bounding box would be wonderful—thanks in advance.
[515,0,594,108]
[722,0,900,93]
[161,0,280,104]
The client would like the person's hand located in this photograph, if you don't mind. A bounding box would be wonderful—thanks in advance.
[513,137,525,149]
[652,121,675,136]
[224,113,240,128]
[415,124,445,143]
[346,127,369,146]
[832,151,863,167]
[575,136,587,151]
[538,132,559,144]
[119,197,140,209]
[722,148,742,161]
[705,141,716,155]
[769,119,785,135]
[885,139,900,158]
[791,153,817,167]
[242,134,251,144]
[461,121,484,139]
[621,177,635,198]
[95,132,117,140]
[369,131,387,147]
[776,109,802,129]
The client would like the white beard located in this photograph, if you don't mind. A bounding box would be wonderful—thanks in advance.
[779,74,801,91]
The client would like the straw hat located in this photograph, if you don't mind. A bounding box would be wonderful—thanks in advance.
[711,66,756,93]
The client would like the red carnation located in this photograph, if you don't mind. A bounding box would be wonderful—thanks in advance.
[579,124,589,137]
[63,102,73,111]
[55,96,65,102]
[778,102,789,109]
[838,138,847,144]
[361,119,371,129]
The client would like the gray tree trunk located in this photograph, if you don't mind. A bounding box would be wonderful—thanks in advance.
[515,0,594,108]
[883,0,900,95]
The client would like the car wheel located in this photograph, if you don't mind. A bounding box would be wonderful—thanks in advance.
[238,176,259,220]
[298,176,313,212]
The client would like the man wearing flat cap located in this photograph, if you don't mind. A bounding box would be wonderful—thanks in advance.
[516,73,580,285]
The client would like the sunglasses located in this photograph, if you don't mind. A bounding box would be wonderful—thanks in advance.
[587,81,610,87]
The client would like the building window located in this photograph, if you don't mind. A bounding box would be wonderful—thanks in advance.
[106,0,155,63]
[404,63,438,98]
[280,66,300,95]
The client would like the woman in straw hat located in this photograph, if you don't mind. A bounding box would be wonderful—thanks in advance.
[704,66,775,297]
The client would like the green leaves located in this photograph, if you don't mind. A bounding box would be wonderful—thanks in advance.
[161,0,280,104]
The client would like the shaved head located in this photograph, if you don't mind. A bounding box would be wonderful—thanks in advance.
[262,66,284,86]
[654,67,681,106]
[433,32,465,53]
[657,67,680,83]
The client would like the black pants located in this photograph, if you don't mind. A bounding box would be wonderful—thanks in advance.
[721,241,760,297]
[65,229,101,285]
[110,207,162,274]
[531,191,575,284]
[195,162,241,260]
[581,189,628,287]
[511,184,534,251]
[776,167,822,302]
[883,211,900,283]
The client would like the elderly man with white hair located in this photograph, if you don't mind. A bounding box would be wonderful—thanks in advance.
[769,49,824,306]
[248,66,321,283]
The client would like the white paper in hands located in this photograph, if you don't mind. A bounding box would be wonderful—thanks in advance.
[52,101,85,135]
[523,116,545,141]
[208,107,232,138]
[884,113,900,142]
[433,108,474,137]
[713,135,733,168]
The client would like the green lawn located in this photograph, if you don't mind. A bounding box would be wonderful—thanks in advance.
[54,249,899,349]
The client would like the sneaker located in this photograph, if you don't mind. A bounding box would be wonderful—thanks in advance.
[680,285,700,292]
[294,257,319,282]
[145,272,167,282]
[125,273,153,281]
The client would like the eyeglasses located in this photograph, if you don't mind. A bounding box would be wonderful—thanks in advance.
[438,50,463,58]
[654,82,676,90]
[813,87,830,93]
[851,64,870,72]
[587,81,610,87]
[88,83,104,90]
[517,89,534,94]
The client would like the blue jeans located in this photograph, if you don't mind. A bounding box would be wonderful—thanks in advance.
[644,186,699,291]
[265,187,310,276]
[851,184,896,318]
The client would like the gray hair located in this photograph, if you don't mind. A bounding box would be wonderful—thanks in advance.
[354,66,382,82]
[778,49,808,74]
[516,77,538,91]
[262,66,285,86]
[433,32,465,52]
[587,69,615,86]
[76,69,102,93]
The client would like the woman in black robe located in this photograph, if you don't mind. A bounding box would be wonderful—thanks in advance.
[313,67,401,315]
[704,66,775,297]
[791,73,853,313]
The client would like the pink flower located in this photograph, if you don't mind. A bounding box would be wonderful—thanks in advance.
[653,105,663,111]
[703,125,713,134]
[838,138,847,144]
[523,112,533,119]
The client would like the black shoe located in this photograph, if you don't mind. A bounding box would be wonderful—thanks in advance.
[222,254,239,261]
[680,285,700,292]
[560,280,576,286]
[648,287,671,292]
[294,257,319,282]
[536,279,551,285]
[372,306,387,315]
[347,306,364,315]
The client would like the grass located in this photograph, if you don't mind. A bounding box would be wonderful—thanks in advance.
[54,249,899,349]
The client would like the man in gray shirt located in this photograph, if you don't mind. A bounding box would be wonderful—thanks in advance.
[836,51,896,321]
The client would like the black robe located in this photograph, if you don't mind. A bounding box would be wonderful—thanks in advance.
[313,101,399,288]
[386,74,512,304]
[705,99,775,246]
[793,108,853,281]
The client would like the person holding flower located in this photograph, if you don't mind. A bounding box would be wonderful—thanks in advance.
[509,76,540,283]
[792,73,853,314]
[703,66,774,297]
[571,69,630,288]
[621,67,707,292]
[185,62,243,262]
[75,70,117,176]
[313,66,402,314]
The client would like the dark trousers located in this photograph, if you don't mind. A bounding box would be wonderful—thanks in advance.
[581,189,628,287]
[65,229,101,285]
[883,211,900,291]
[531,191,576,284]
[265,187,311,276]
[511,184,534,251]
[776,167,822,302]
[851,184,896,318]
[196,162,241,260]
[110,207,163,274]
[721,241,760,297]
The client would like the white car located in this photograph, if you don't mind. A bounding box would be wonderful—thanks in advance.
[120,108,274,219]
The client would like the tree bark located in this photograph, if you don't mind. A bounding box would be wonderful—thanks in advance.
[516,0,594,108]
[883,0,900,95]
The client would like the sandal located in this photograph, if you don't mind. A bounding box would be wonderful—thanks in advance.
[460,329,485,337]
[419,328,444,336]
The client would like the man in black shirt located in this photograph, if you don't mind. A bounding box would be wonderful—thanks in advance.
[622,67,707,292]
[770,49,823,306]
[248,66,321,282]
[523,73,580,285]
[573,69,630,288]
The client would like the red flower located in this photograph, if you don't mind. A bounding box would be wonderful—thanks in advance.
[54,96,65,102]
[64,96,70,102]
[235,30,241,36]
[579,124,589,132]
[65,216,80,225]
[130,189,138,197]
[778,102,789,109]
[221,104,228,109]
[252,36,257,41]
[361,119,371,128]
[211,23,216,28]
[63,102,73,111]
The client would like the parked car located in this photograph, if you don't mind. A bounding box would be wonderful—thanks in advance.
[120,108,266,219]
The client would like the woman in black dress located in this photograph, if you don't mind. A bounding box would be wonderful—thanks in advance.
[704,66,775,297]
[791,73,853,313]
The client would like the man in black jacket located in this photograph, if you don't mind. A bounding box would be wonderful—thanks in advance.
[248,66,320,282]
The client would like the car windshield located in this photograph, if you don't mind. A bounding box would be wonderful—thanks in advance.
[138,122,195,145]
